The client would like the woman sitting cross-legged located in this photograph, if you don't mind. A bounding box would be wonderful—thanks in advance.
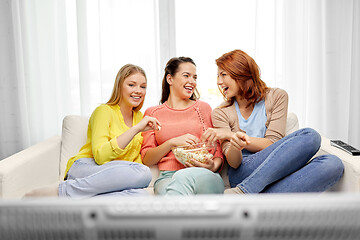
[141,57,225,195]
[25,64,160,198]
[202,49,344,194]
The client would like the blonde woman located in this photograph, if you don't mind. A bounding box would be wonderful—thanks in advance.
[26,64,160,198]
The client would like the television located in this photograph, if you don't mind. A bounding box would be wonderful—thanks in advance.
[1,193,360,240]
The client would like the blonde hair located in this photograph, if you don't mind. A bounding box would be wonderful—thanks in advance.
[107,64,147,111]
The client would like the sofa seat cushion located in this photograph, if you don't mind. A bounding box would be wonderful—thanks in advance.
[59,113,298,188]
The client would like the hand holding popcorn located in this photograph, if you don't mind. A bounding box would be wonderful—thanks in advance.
[172,143,215,166]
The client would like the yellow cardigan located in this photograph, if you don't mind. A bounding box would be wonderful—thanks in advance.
[64,104,144,178]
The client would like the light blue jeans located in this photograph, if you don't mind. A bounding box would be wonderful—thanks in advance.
[228,128,344,193]
[154,167,225,195]
[58,158,152,198]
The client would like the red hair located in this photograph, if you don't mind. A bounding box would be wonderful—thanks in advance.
[216,49,268,108]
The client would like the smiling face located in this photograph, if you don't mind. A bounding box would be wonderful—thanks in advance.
[217,67,240,100]
[167,62,197,99]
[121,72,147,109]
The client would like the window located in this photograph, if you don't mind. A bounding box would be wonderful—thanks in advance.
[175,0,282,108]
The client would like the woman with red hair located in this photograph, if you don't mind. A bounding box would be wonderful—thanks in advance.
[202,49,344,193]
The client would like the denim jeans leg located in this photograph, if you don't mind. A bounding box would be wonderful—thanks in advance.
[59,158,152,198]
[262,154,344,193]
[228,128,321,193]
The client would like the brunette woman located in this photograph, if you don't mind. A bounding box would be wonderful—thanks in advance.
[141,57,225,195]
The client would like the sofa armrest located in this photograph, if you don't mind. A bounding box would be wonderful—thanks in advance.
[0,136,61,199]
[319,136,360,192]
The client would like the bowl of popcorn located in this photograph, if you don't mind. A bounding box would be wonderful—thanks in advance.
[172,143,216,166]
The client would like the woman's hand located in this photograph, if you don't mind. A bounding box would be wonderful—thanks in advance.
[169,134,200,148]
[142,133,200,167]
[116,115,160,150]
[201,128,232,145]
[184,156,218,172]
[136,116,161,132]
[230,131,251,150]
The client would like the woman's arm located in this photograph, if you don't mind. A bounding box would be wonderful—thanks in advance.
[142,133,200,166]
[116,116,161,149]
[90,106,121,164]
[205,107,245,168]
[245,89,289,152]
[264,88,289,142]
[185,156,223,172]
[244,137,272,153]
[91,106,160,165]
[204,126,272,156]
[141,140,173,166]
[225,145,243,168]
[226,131,251,168]
[200,128,247,169]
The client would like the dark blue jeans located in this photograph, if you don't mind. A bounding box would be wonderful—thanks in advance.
[228,128,344,193]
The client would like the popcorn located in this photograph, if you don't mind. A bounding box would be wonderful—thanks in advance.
[172,143,214,166]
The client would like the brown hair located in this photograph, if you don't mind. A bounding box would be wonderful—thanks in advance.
[107,64,147,111]
[160,57,200,104]
[216,49,268,108]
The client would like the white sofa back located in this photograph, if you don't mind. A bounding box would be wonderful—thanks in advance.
[60,116,89,180]
[59,113,299,181]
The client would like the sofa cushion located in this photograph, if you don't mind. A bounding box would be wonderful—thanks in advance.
[59,115,160,186]
[59,113,299,187]
[60,115,89,180]
[285,112,299,136]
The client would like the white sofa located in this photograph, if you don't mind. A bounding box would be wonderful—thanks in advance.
[1,113,359,199]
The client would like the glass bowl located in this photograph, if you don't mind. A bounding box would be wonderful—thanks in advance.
[172,142,216,166]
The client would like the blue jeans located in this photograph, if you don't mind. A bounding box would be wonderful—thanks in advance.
[154,168,225,195]
[228,128,344,193]
[58,158,152,198]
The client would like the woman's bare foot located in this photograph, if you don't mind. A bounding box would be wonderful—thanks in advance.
[23,182,60,198]
[224,187,245,194]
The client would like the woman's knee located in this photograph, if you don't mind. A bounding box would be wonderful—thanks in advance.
[111,162,152,188]
[154,181,167,195]
[172,167,213,179]
[172,168,224,194]
[315,154,344,180]
[132,163,152,187]
[324,155,344,177]
[172,168,197,184]
[302,128,321,146]
[294,128,321,153]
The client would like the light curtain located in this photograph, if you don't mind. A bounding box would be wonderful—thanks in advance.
[175,0,360,149]
[0,0,359,160]
[0,0,161,159]
[282,0,360,149]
